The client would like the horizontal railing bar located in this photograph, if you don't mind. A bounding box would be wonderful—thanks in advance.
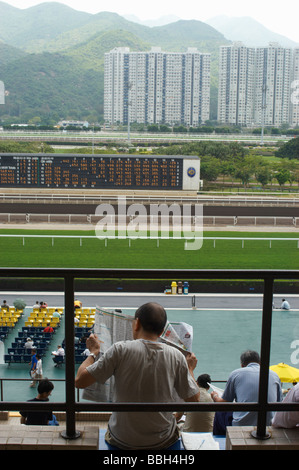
[0,234,299,241]
[0,268,298,280]
[1,402,299,412]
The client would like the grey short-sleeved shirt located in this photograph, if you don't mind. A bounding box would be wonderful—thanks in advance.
[87,339,199,449]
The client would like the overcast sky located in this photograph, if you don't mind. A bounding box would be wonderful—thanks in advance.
[3,0,299,43]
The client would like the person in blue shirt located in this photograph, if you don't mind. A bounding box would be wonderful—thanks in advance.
[211,350,283,426]
[29,348,38,387]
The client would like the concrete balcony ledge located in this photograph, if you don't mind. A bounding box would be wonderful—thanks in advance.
[226,426,299,450]
[0,424,99,450]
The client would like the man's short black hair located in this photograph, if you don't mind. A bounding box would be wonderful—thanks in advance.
[240,350,260,367]
[38,379,54,395]
[134,302,167,335]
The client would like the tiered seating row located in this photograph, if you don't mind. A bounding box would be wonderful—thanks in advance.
[75,308,95,329]
[0,326,9,341]
[4,307,62,364]
[25,307,63,328]
[4,327,55,364]
[0,308,23,328]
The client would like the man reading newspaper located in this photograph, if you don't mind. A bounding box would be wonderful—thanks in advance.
[75,302,200,450]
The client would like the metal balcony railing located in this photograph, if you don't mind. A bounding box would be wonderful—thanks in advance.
[0,267,299,442]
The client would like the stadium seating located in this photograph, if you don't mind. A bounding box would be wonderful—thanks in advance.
[4,307,63,365]
[0,308,23,328]
[74,308,95,330]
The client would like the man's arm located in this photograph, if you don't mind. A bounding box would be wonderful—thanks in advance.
[211,391,226,402]
[184,391,201,402]
[184,352,200,402]
[75,334,101,389]
[185,352,198,382]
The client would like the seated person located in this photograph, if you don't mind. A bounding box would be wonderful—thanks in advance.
[175,374,215,432]
[24,337,34,351]
[280,299,290,310]
[272,383,299,428]
[75,302,200,450]
[74,299,82,309]
[20,379,55,425]
[52,345,65,366]
[1,300,9,310]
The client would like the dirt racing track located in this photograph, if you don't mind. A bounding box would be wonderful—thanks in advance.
[0,193,298,230]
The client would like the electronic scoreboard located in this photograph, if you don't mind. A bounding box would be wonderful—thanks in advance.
[0,154,200,191]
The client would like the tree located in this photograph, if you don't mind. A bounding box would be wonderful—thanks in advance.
[200,157,221,182]
[256,166,271,188]
[234,157,255,187]
[276,137,299,159]
[275,169,290,187]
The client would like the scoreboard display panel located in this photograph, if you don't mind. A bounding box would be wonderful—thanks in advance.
[0,154,200,190]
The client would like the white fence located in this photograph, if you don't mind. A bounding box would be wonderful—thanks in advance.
[0,213,298,227]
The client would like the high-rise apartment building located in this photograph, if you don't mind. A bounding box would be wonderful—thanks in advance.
[104,47,210,126]
[255,43,292,127]
[291,48,299,127]
[218,43,255,126]
[218,42,293,128]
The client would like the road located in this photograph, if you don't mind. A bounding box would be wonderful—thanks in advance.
[0,202,299,217]
[1,291,298,311]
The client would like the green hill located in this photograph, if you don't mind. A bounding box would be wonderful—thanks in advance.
[0,1,91,49]
[0,4,229,124]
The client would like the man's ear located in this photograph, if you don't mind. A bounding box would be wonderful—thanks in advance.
[133,317,141,333]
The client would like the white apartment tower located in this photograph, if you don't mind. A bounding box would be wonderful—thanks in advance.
[218,42,293,127]
[255,43,292,127]
[291,48,299,127]
[218,43,256,126]
[104,47,210,126]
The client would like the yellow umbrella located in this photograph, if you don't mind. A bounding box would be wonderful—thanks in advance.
[270,363,299,383]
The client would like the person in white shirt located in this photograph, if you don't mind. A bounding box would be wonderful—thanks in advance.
[280,299,290,310]
[35,355,43,381]
[52,345,65,366]
[272,383,299,428]
[24,338,34,351]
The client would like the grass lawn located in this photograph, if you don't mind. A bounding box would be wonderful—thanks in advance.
[0,229,298,270]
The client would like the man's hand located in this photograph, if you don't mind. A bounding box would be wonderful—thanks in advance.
[211,391,225,402]
[186,352,197,371]
[86,333,101,356]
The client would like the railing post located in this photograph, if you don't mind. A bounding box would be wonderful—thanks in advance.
[251,274,274,440]
[61,274,81,440]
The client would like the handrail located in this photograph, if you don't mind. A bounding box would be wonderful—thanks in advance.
[0,267,299,441]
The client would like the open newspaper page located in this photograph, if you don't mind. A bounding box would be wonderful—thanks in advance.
[82,307,193,402]
[82,307,134,402]
[159,321,193,355]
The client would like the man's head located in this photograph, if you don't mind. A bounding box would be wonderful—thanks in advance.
[37,379,54,397]
[134,302,167,338]
[240,350,260,367]
[197,374,211,390]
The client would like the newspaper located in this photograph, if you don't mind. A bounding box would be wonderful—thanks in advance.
[82,307,193,402]
[181,432,220,450]
[159,321,193,355]
[208,383,224,397]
